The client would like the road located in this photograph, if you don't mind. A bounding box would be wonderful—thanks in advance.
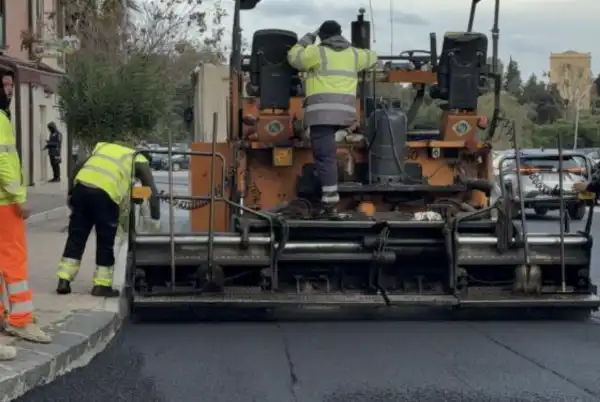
[16,170,600,402]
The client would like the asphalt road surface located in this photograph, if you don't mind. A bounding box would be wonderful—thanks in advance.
[17,171,600,402]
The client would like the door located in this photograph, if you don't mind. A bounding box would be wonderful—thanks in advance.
[39,104,48,181]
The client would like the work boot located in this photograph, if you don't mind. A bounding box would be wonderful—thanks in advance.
[0,345,16,361]
[91,285,120,298]
[56,279,72,295]
[4,324,52,344]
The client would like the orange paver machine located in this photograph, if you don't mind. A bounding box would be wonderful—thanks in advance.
[129,0,599,315]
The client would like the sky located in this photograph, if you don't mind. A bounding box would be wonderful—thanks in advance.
[217,0,599,80]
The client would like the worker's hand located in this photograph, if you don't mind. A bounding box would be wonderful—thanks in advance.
[299,32,317,46]
[17,203,31,220]
[573,181,590,192]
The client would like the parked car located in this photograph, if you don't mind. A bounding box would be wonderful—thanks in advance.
[582,148,600,165]
[495,149,593,220]
[161,153,190,171]
[149,147,169,170]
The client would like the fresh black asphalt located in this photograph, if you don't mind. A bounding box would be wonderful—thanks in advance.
[15,173,600,402]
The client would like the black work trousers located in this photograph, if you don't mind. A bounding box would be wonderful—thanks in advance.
[310,124,340,204]
[50,155,61,180]
[62,183,120,267]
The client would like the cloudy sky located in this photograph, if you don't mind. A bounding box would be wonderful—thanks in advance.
[220,0,598,79]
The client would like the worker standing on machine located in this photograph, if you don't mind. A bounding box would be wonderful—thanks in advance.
[56,141,161,297]
[287,20,377,218]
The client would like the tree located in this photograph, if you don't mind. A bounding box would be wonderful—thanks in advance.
[24,0,228,150]
[520,74,564,124]
[503,57,522,99]
[478,92,535,149]
[594,73,600,97]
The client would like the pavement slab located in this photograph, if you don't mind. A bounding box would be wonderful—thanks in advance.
[25,183,70,226]
[0,216,125,402]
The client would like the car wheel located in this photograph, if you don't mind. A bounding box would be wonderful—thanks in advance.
[172,163,181,172]
[533,207,548,216]
[568,203,586,221]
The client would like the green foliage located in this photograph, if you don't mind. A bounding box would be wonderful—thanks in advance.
[53,0,227,148]
[479,92,535,149]
[503,58,522,99]
[58,53,172,148]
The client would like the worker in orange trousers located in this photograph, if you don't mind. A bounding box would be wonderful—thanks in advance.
[0,72,51,361]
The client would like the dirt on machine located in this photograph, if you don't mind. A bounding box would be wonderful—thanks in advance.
[127,0,600,317]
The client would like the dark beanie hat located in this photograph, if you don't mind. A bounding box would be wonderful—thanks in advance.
[318,20,342,40]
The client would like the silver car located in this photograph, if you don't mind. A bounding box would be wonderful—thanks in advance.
[495,149,594,220]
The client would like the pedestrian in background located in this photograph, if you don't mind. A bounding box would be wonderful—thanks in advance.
[0,70,52,350]
[44,121,63,182]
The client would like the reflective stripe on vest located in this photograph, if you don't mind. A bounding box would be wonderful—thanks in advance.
[0,145,16,152]
[305,47,359,79]
[79,143,134,202]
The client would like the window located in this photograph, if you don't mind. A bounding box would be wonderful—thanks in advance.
[36,0,44,38]
[54,0,65,37]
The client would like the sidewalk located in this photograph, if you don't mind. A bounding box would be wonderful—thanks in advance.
[0,217,125,402]
[26,182,70,225]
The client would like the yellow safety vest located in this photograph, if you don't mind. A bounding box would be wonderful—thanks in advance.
[288,39,377,127]
[0,111,25,205]
[75,142,148,206]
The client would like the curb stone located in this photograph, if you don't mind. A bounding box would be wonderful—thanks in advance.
[26,207,70,226]
[0,298,125,402]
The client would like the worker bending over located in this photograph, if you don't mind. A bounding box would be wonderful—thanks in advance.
[287,20,377,218]
[0,72,51,358]
[56,141,160,297]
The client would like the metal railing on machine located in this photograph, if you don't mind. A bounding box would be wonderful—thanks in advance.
[496,120,594,293]
[127,112,278,292]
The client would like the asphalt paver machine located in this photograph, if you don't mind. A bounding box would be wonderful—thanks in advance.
[127,0,600,317]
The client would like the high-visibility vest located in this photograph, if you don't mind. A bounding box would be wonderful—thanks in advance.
[288,41,376,127]
[75,142,148,206]
[0,111,25,206]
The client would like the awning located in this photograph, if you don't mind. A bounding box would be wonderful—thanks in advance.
[0,55,64,92]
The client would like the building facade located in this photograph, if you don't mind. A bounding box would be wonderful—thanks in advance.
[0,0,67,186]
[192,64,230,142]
[549,51,592,110]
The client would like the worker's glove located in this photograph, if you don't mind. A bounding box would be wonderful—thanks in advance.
[149,219,161,233]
